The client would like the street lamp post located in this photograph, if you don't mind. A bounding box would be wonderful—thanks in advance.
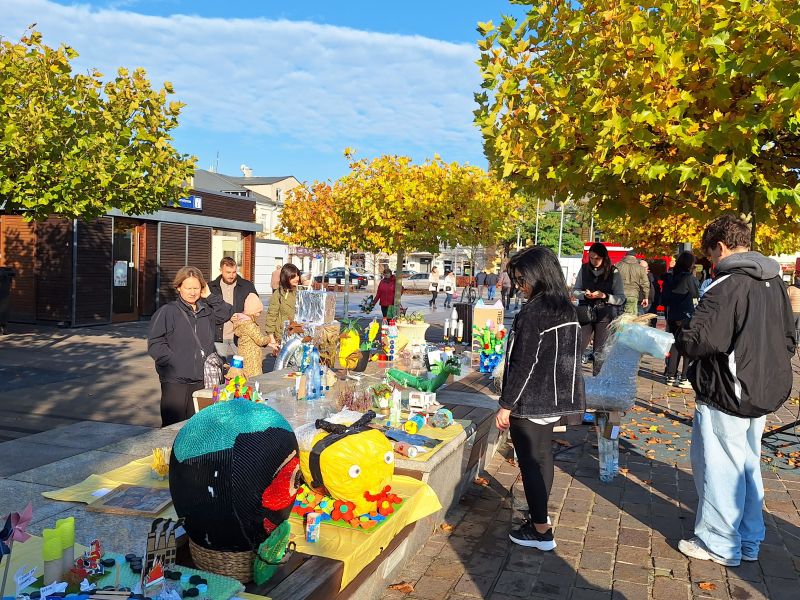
[557,202,566,258]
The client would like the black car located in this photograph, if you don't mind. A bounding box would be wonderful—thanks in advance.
[313,268,368,288]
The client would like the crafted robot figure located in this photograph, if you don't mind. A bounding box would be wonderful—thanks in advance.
[170,400,300,584]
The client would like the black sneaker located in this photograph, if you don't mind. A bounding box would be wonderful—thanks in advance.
[508,521,556,550]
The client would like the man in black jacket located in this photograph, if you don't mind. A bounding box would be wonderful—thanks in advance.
[675,215,796,567]
[208,257,259,357]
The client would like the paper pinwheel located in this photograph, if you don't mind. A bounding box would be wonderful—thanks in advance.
[0,503,33,556]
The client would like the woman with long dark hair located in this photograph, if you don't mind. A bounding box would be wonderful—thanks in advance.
[264,263,301,344]
[663,251,700,387]
[496,246,585,550]
[573,242,626,375]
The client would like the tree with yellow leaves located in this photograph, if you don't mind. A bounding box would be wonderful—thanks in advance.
[279,151,519,309]
[476,0,800,252]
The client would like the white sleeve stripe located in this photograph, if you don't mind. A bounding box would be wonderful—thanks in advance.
[553,329,559,407]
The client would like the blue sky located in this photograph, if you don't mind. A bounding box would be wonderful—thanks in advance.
[4,0,525,183]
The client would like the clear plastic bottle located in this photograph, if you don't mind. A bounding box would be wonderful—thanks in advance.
[596,412,619,483]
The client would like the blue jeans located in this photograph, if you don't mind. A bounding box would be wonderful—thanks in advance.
[691,403,766,560]
[487,286,496,300]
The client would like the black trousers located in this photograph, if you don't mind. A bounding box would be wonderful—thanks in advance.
[665,320,690,378]
[381,305,390,318]
[509,417,555,524]
[580,317,613,376]
[430,290,438,305]
[160,381,204,427]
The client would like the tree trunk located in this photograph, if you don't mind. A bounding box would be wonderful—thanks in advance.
[394,248,405,308]
[738,184,758,250]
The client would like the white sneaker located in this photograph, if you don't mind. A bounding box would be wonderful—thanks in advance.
[678,537,740,567]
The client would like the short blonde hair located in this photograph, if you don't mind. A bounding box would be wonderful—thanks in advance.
[174,266,207,289]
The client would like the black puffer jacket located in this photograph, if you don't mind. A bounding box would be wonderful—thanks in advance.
[499,295,586,419]
[147,294,234,384]
[662,271,700,322]
[676,252,796,417]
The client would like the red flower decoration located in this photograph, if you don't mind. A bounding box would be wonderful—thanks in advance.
[331,500,356,521]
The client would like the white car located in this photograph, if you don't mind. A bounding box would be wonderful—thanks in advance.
[401,273,431,291]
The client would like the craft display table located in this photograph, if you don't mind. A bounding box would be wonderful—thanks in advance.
[2,358,505,600]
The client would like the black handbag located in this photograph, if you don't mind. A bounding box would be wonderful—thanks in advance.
[576,304,596,326]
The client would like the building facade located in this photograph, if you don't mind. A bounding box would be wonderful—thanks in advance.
[0,187,260,326]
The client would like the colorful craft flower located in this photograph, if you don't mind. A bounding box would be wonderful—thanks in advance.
[330,500,356,521]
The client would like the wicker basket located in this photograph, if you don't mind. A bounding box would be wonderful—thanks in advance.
[188,539,253,583]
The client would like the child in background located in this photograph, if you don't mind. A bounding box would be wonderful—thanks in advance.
[232,293,278,378]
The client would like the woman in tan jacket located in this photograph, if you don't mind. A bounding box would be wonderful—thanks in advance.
[264,263,301,342]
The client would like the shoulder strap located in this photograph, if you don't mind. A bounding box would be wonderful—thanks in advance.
[179,308,206,358]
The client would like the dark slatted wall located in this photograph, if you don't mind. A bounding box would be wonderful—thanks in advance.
[187,226,212,282]
[74,218,113,325]
[140,222,158,316]
[158,223,187,305]
[35,217,72,322]
[243,232,255,283]
[163,190,256,223]
[0,216,36,323]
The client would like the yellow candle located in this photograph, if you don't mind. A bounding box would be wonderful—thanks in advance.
[55,517,75,550]
[42,529,62,562]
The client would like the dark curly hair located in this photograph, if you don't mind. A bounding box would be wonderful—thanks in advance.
[701,215,751,253]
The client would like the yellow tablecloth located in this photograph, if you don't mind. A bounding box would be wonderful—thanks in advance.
[287,475,440,590]
[373,418,466,463]
[41,456,178,519]
[3,535,87,594]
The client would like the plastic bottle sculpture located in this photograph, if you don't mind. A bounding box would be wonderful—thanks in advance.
[586,318,673,483]
[301,345,324,401]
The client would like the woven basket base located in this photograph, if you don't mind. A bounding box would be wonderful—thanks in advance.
[189,538,253,583]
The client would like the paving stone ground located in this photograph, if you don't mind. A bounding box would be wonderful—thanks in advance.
[381,354,800,600]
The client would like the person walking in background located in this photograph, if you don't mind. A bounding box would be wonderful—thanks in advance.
[475,269,487,299]
[788,275,800,342]
[485,269,499,302]
[499,269,512,309]
[442,269,456,309]
[148,266,233,427]
[573,242,626,375]
[264,263,301,345]
[495,246,585,550]
[676,215,795,566]
[662,252,700,388]
[209,257,259,360]
[428,266,440,308]
[375,268,398,317]
[270,263,282,293]
[616,250,650,315]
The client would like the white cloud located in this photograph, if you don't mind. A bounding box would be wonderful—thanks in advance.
[2,0,483,158]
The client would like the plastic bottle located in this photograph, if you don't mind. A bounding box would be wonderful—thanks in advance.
[226,355,246,380]
[596,413,619,483]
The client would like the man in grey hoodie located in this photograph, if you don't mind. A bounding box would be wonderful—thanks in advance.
[675,215,796,567]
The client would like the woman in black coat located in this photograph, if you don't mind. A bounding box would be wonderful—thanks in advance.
[148,266,233,426]
[662,252,700,388]
[496,246,586,551]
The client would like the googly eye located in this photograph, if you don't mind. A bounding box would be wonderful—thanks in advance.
[348,465,361,479]
[384,451,394,465]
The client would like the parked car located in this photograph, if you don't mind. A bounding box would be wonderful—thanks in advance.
[353,267,376,283]
[401,273,431,291]
[400,269,419,278]
[313,268,368,288]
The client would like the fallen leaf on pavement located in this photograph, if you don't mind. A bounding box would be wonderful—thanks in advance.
[658,412,666,417]
[698,582,717,591]
[619,468,630,475]
[439,523,454,533]
[554,439,571,446]
[474,477,489,486]
[388,582,415,593]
